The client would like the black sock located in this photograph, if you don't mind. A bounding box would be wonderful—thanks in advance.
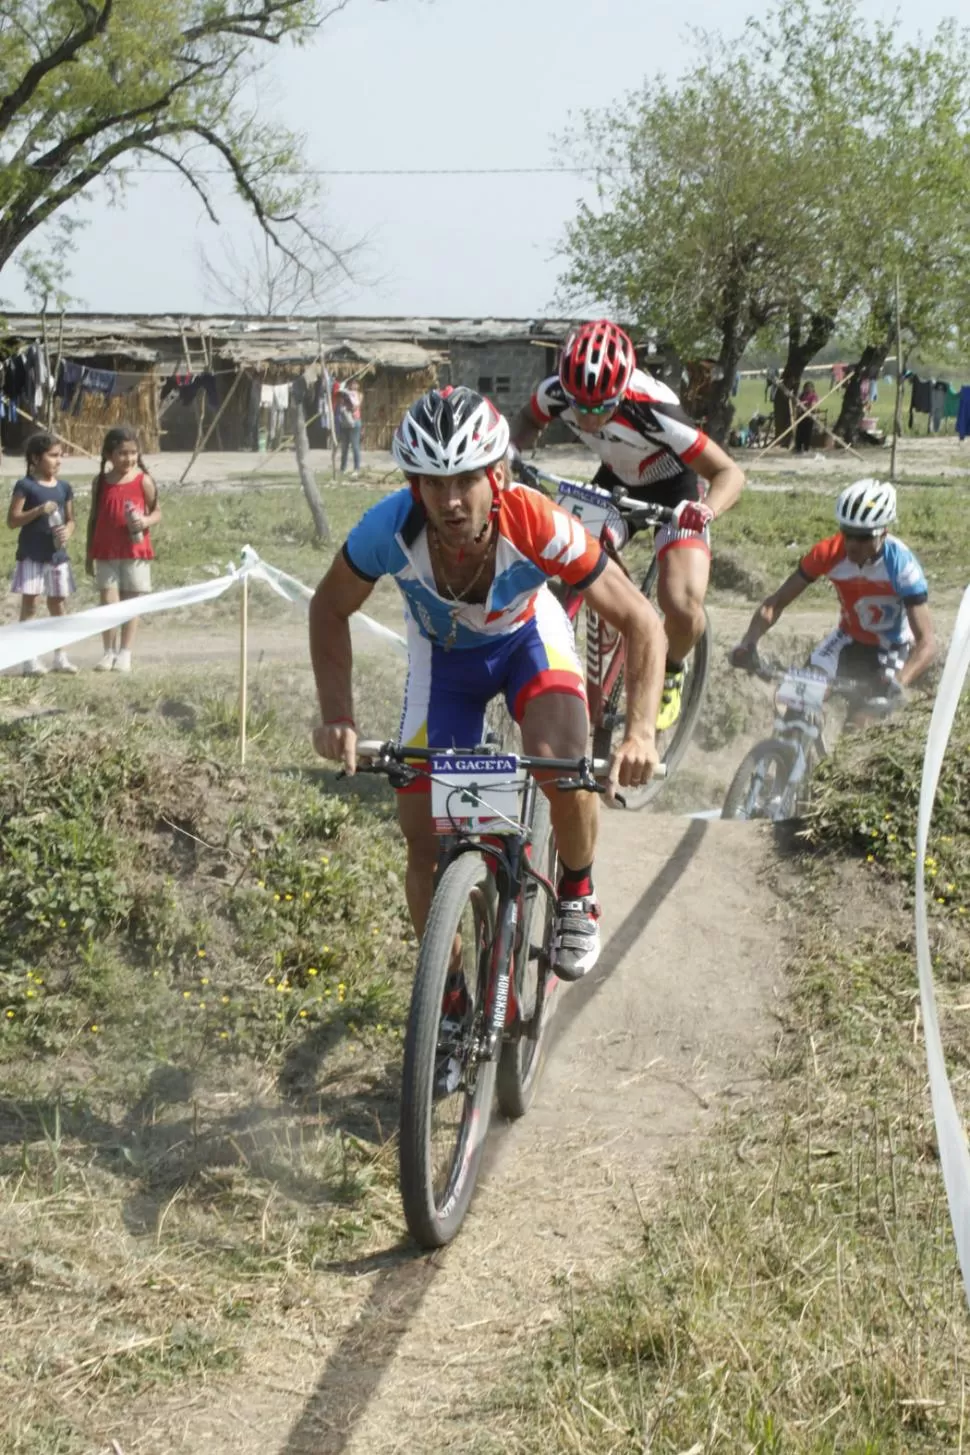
[665,657,684,674]
[559,862,593,899]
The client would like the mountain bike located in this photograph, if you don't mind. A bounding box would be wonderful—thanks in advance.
[721,657,893,821]
[353,740,664,1248]
[519,464,711,809]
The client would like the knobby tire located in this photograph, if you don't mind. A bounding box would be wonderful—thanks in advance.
[593,558,711,809]
[721,739,797,821]
[496,795,556,1120]
[399,851,498,1249]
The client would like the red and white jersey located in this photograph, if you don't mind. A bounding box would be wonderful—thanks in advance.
[799,533,929,647]
[530,367,709,496]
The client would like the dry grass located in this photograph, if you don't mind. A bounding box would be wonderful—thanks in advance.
[0,659,413,1451]
[486,717,970,1451]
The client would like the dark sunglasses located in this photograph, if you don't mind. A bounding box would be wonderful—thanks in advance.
[566,396,622,416]
[841,529,882,541]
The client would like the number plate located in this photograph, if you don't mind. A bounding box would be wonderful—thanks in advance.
[775,671,828,710]
[430,755,526,835]
[555,482,628,547]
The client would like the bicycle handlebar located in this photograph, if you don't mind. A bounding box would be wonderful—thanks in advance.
[514,461,675,527]
[727,656,895,705]
[351,740,667,789]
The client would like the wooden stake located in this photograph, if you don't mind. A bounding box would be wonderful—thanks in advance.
[178,368,244,485]
[239,575,249,767]
[890,270,903,482]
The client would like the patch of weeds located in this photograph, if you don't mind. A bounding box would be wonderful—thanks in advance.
[495,844,970,1451]
[805,695,970,925]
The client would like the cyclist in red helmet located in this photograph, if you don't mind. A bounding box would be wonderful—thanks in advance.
[512,319,745,730]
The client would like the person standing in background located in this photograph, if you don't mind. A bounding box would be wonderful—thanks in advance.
[337,379,363,479]
[6,431,79,675]
[794,380,818,454]
[86,426,160,673]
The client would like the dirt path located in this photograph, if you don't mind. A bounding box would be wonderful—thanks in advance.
[154,808,783,1454]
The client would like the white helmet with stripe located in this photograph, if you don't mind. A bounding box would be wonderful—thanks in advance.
[392,386,510,477]
[835,479,897,533]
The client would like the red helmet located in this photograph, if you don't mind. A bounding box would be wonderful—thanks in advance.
[559,319,636,408]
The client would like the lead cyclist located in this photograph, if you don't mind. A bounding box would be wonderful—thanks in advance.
[511,319,745,730]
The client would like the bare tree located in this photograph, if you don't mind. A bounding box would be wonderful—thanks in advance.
[198,216,353,316]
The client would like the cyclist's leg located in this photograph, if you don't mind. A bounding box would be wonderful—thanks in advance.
[654,527,711,664]
[394,628,497,936]
[504,591,601,977]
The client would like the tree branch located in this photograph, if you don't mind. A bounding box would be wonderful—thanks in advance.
[136,143,220,223]
[0,0,113,138]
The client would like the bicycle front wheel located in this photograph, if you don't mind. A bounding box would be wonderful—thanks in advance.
[594,559,711,809]
[721,739,796,821]
[399,851,499,1249]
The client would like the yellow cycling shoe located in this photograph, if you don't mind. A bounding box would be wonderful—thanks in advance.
[656,668,685,732]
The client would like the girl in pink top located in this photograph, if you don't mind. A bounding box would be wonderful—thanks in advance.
[86,426,161,672]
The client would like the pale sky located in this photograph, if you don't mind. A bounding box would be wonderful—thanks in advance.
[3,0,966,317]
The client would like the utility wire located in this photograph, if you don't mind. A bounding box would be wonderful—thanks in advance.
[118,165,600,177]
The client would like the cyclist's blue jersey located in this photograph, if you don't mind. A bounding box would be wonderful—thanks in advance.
[343,486,605,651]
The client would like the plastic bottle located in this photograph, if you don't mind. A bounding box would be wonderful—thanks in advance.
[48,505,63,533]
[125,499,144,544]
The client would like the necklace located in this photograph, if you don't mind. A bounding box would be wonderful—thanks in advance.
[428,523,495,649]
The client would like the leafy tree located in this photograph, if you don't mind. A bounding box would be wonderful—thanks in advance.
[0,0,351,278]
[556,43,836,438]
[751,0,970,441]
[557,0,970,443]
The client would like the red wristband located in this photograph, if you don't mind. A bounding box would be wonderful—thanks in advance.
[323,717,355,728]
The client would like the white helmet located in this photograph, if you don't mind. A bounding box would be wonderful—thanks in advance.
[835,479,896,533]
[391,386,510,476]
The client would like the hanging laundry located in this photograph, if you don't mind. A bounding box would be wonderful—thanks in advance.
[160,372,218,409]
[931,380,948,434]
[957,386,970,441]
[945,384,961,420]
[56,359,85,410]
[908,375,932,428]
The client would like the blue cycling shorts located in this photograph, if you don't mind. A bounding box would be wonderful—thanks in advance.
[397,587,586,793]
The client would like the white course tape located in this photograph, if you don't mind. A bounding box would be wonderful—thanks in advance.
[0,548,406,672]
[238,546,407,655]
[915,583,970,1309]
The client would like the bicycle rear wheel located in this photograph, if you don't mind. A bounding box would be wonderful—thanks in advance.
[721,739,796,821]
[593,559,711,809]
[496,795,557,1120]
[399,851,498,1248]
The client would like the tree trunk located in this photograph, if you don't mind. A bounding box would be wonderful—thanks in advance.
[292,375,330,543]
[834,342,890,443]
[773,308,836,445]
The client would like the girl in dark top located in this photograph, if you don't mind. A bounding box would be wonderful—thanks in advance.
[6,431,78,675]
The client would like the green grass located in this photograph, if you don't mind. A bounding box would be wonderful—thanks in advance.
[492,705,970,1454]
[0,659,412,1448]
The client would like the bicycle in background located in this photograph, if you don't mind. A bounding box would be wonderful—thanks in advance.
[518,463,711,808]
[721,656,893,821]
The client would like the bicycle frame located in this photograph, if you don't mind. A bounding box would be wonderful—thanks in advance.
[434,773,558,1058]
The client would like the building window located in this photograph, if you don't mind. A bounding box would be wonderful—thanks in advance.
[477,375,494,394]
[495,375,511,395]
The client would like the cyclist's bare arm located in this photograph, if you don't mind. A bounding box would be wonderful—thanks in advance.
[583,559,665,751]
[740,569,811,650]
[510,400,546,454]
[900,600,936,686]
[309,551,376,771]
[694,437,745,518]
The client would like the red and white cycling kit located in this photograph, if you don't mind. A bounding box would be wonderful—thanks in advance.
[529,368,712,555]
